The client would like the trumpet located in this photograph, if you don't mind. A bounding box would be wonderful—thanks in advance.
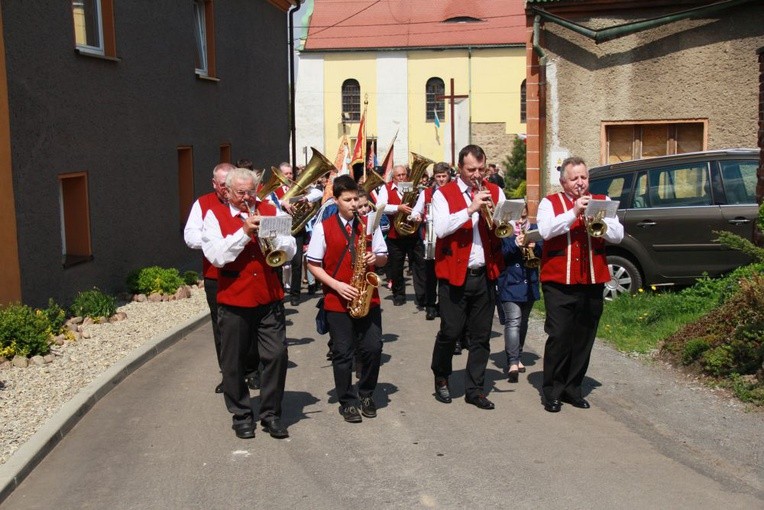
[519,227,541,269]
[584,210,607,238]
[471,178,511,237]
[244,200,287,267]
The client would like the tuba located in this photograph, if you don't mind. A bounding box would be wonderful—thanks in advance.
[393,153,434,236]
[283,147,336,235]
[361,169,385,195]
[256,166,291,201]
[244,201,287,267]
[348,213,380,318]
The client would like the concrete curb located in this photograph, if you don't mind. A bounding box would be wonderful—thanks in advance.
[0,311,209,504]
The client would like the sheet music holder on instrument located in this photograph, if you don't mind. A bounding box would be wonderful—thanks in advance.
[523,229,542,243]
[397,182,414,194]
[366,202,387,235]
[259,215,292,238]
[585,199,620,218]
[492,198,526,223]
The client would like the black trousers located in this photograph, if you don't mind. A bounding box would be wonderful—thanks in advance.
[289,230,305,298]
[218,302,288,426]
[424,259,437,308]
[541,282,604,402]
[431,270,495,399]
[386,235,426,304]
[204,278,259,377]
[326,307,383,407]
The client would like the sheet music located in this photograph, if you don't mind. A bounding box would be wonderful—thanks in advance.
[398,182,414,193]
[368,202,387,235]
[493,198,526,222]
[523,229,542,243]
[259,215,292,238]
[585,199,620,218]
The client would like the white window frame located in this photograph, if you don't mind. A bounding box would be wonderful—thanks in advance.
[73,0,105,56]
[194,0,208,76]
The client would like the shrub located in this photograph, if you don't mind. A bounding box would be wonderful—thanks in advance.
[127,266,184,295]
[182,270,200,286]
[729,375,764,406]
[681,338,711,365]
[702,345,735,377]
[0,303,52,358]
[42,298,67,335]
[70,288,117,320]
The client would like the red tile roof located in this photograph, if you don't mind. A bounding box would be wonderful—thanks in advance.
[303,0,527,51]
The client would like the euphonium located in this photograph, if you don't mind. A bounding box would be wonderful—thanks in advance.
[282,147,336,235]
[361,169,385,195]
[256,166,290,201]
[585,210,607,238]
[393,152,434,236]
[245,201,287,267]
[348,213,380,319]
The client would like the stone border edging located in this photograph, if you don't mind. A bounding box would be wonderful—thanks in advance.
[0,311,209,504]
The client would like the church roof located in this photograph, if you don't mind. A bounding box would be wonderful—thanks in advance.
[302,0,526,51]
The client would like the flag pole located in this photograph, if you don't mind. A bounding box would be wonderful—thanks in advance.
[362,94,368,180]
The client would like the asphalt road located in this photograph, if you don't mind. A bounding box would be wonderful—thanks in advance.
[3,286,763,509]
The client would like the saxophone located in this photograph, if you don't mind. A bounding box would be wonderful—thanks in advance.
[348,213,380,318]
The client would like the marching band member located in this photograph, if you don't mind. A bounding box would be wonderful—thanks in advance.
[307,175,388,424]
[430,145,505,410]
[377,165,427,307]
[537,156,623,413]
[202,168,296,439]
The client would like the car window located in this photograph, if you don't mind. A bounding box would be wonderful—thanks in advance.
[719,160,757,205]
[648,163,712,207]
[589,173,633,208]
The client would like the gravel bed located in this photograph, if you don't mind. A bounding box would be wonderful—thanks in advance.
[0,287,208,465]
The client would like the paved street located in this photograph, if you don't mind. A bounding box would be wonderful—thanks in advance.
[2,286,763,509]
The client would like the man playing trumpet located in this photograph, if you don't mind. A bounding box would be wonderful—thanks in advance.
[536,156,623,413]
[202,168,296,439]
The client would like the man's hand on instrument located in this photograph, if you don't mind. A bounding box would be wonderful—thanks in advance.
[280,200,294,215]
[574,195,590,216]
[467,189,491,214]
[363,252,377,266]
[397,204,413,215]
[243,215,261,236]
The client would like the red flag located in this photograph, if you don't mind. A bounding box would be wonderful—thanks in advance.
[351,110,366,166]
[367,140,376,170]
[380,129,398,182]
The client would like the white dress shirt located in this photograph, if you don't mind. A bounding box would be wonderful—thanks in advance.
[537,193,624,243]
[376,183,403,216]
[183,199,208,250]
[306,215,387,265]
[431,178,506,269]
[202,203,297,268]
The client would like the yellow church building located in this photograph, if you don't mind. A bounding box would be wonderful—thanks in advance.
[294,0,527,170]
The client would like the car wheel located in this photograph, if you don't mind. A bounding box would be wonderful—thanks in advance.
[604,256,643,300]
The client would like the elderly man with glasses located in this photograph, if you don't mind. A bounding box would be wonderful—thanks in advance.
[202,167,296,440]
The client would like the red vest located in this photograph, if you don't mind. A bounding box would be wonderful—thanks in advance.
[215,201,285,307]
[540,193,610,285]
[384,182,405,239]
[198,192,225,279]
[321,215,381,313]
[434,180,504,286]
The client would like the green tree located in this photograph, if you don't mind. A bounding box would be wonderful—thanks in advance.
[502,136,526,198]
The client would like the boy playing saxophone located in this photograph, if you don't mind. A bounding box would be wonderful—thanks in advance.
[307,175,388,423]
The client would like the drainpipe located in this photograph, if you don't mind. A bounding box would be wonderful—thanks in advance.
[467,46,472,145]
[288,1,302,167]
[530,0,756,45]
[532,15,546,65]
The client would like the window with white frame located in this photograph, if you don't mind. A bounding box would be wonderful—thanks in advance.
[72,0,116,57]
[194,0,216,77]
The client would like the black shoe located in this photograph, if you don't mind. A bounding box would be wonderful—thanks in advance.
[453,341,462,355]
[360,397,377,418]
[326,349,333,361]
[561,395,590,409]
[215,381,223,394]
[245,373,260,390]
[434,379,452,404]
[340,405,362,423]
[507,370,519,383]
[544,399,562,413]
[425,307,438,320]
[290,296,300,306]
[260,417,289,439]
[232,422,255,439]
[307,283,317,295]
[465,394,495,410]
[393,296,406,306]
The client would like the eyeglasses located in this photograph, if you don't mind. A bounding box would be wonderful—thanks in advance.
[229,188,256,198]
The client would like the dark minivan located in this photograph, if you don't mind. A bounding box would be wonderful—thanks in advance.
[588,149,760,299]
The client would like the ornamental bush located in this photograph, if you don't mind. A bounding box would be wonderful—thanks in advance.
[0,303,52,358]
[127,266,184,295]
[69,288,117,320]
[182,270,200,286]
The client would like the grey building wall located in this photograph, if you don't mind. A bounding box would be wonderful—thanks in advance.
[2,1,291,307]
[540,5,764,184]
